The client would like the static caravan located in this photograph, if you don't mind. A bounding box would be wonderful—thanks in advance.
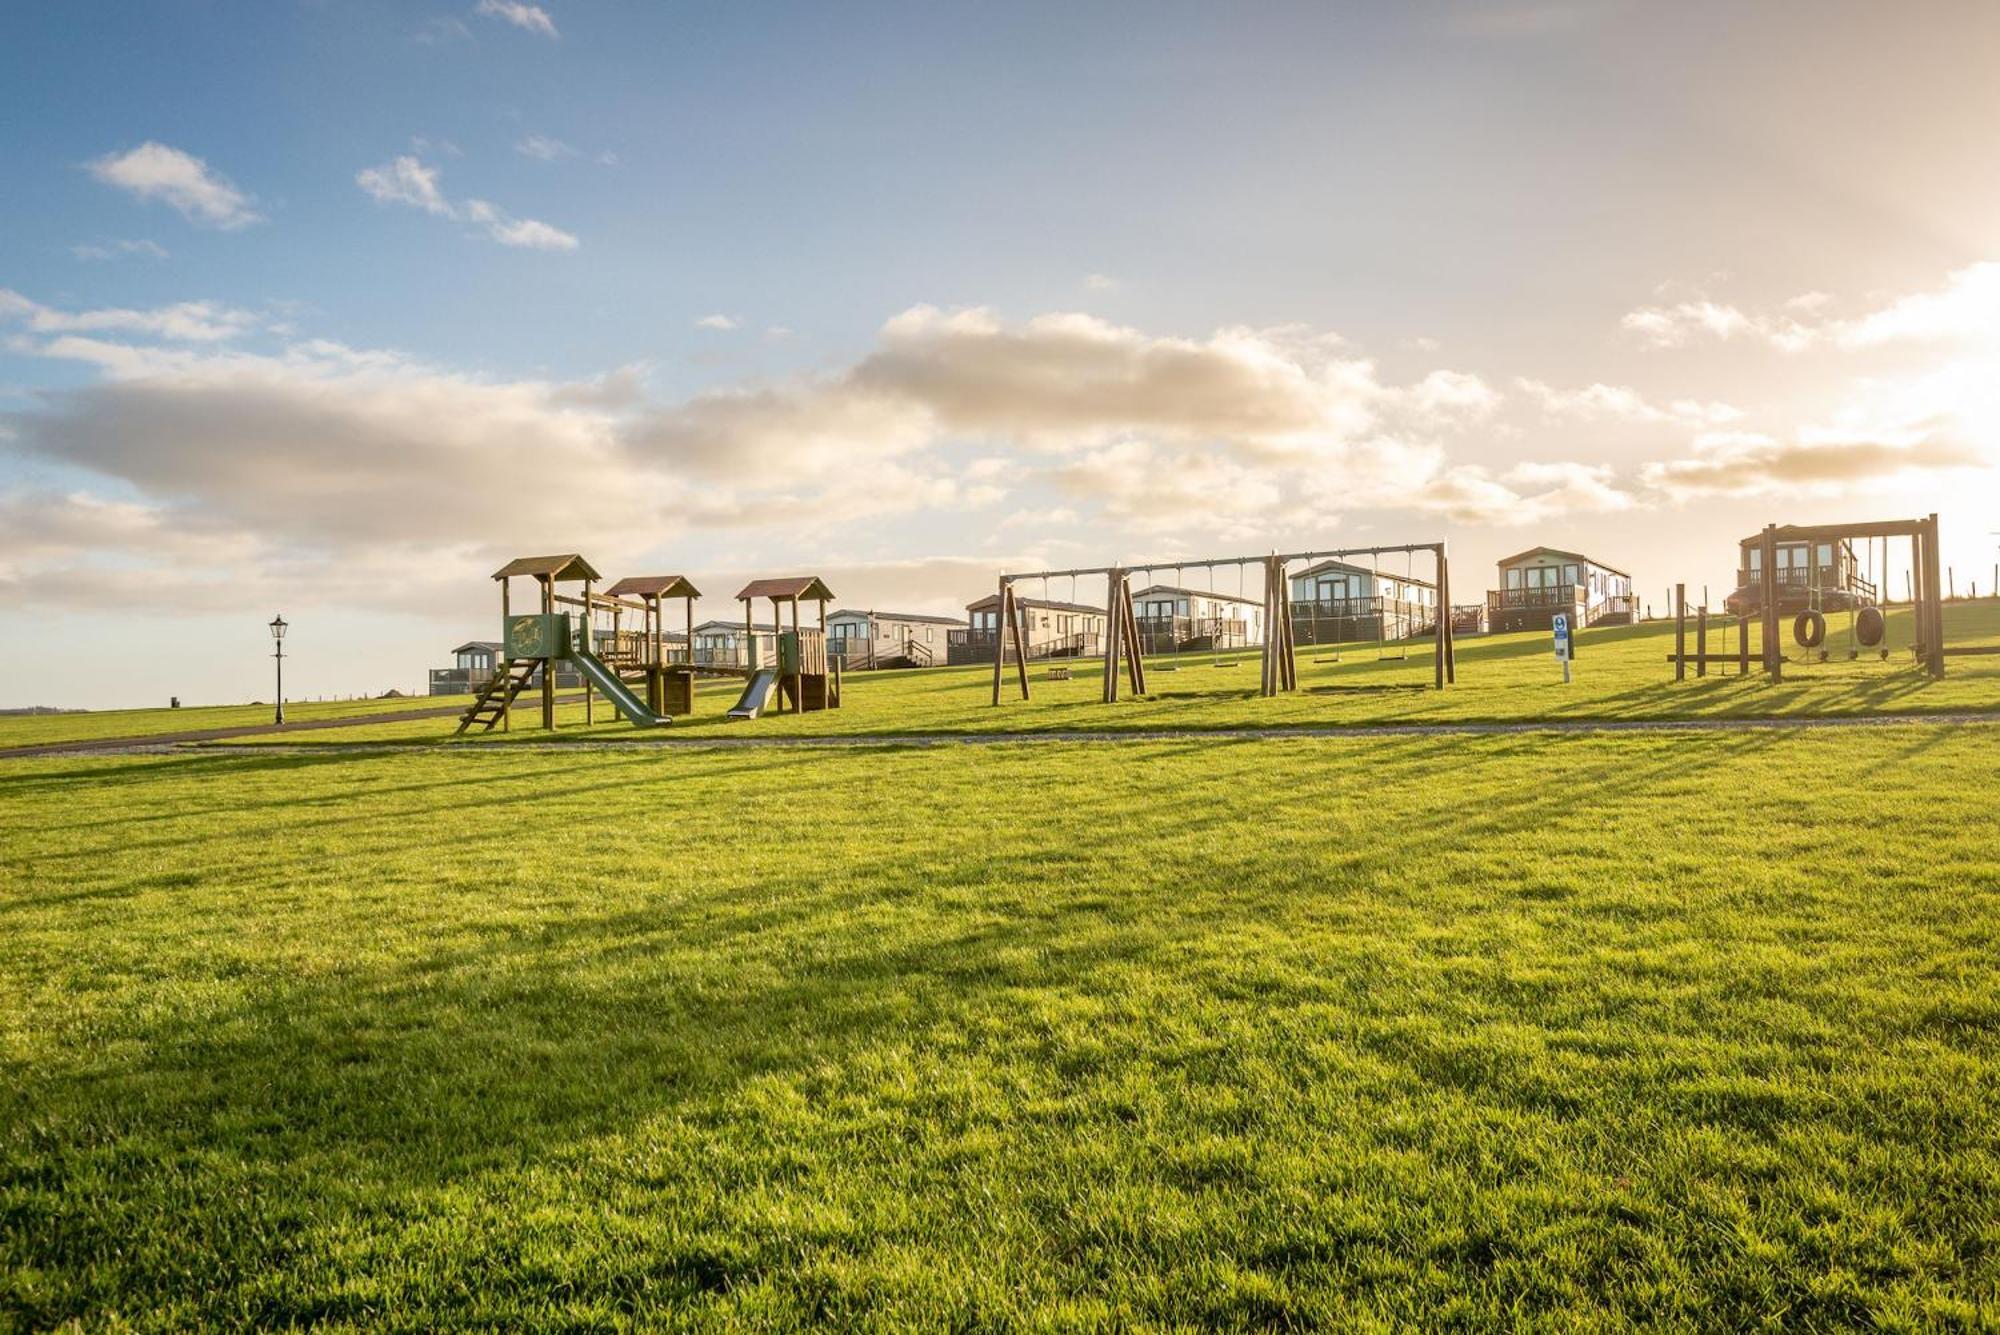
[429,639,582,695]
[690,619,782,670]
[950,595,1107,666]
[1725,529,1876,615]
[1130,584,1265,654]
[1487,547,1635,632]
[826,609,962,669]
[1287,560,1438,646]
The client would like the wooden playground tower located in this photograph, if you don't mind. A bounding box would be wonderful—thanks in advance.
[734,576,841,714]
[458,554,699,733]
[605,574,703,715]
[988,542,1455,705]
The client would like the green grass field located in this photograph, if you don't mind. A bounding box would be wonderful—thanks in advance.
[4,726,1997,1327]
[0,693,465,749]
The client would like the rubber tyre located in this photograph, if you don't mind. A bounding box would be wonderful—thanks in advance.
[1855,604,1886,647]
[1793,609,1826,649]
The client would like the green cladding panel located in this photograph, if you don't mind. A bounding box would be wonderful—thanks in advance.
[504,613,573,660]
[778,631,802,675]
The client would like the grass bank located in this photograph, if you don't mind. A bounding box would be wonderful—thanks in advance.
[3,727,1996,1326]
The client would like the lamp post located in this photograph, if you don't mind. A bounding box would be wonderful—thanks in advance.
[269,614,287,724]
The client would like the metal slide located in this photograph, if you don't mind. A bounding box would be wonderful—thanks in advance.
[568,648,671,727]
[726,668,779,720]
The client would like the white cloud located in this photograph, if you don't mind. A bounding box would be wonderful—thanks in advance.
[475,0,558,38]
[515,134,576,162]
[1620,298,1819,353]
[1517,377,1741,427]
[414,16,472,44]
[0,297,1683,612]
[355,156,452,215]
[1,289,258,343]
[1083,273,1118,292]
[87,143,262,231]
[1836,261,2000,349]
[481,213,580,251]
[355,156,578,251]
[1405,369,1502,423]
[1640,432,1979,500]
[695,314,740,331]
[71,238,169,262]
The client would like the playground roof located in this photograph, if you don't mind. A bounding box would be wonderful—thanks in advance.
[491,554,601,582]
[736,576,834,602]
[606,574,701,599]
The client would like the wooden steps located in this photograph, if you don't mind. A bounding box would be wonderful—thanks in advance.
[455,659,538,735]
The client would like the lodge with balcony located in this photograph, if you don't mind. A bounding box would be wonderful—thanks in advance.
[1723,530,1877,616]
[1486,547,1636,633]
[826,609,960,670]
[1287,559,1438,645]
[428,640,580,696]
[949,595,1107,665]
[1131,585,1264,655]
[689,619,781,670]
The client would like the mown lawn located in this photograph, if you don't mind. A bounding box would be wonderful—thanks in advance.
[0,693,468,749]
[3,728,1997,1328]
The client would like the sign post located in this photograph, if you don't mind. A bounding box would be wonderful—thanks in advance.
[1552,612,1572,684]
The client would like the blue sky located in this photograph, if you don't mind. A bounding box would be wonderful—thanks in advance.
[4,1,1999,705]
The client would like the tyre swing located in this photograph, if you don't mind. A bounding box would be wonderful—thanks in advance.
[1851,537,1889,659]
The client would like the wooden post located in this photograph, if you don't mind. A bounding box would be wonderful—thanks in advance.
[1121,579,1147,695]
[989,578,1008,706]
[1760,526,1780,681]
[1674,583,1686,681]
[1104,569,1123,703]
[540,575,556,729]
[1926,514,1946,678]
[789,595,802,714]
[1696,601,1708,678]
[1009,591,1032,700]
[1738,614,1750,676]
[1438,545,1455,686]
[1279,559,1298,691]
[500,575,512,732]
[582,577,594,725]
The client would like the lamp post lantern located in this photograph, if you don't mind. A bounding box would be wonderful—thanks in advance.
[269,614,287,724]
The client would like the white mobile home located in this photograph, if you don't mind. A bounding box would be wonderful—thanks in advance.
[1287,559,1438,644]
[1130,584,1265,652]
[826,608,961,668]
[1487,547,1634,631]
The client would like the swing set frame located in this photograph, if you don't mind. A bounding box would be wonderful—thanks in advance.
[1668,515,1955,681]
[988,542,1455,705]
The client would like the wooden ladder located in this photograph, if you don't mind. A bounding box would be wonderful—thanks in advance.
[455,659,537,735]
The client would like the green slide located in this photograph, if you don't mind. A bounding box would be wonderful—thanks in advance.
[568,648,671,727]
[727,668,779,720]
